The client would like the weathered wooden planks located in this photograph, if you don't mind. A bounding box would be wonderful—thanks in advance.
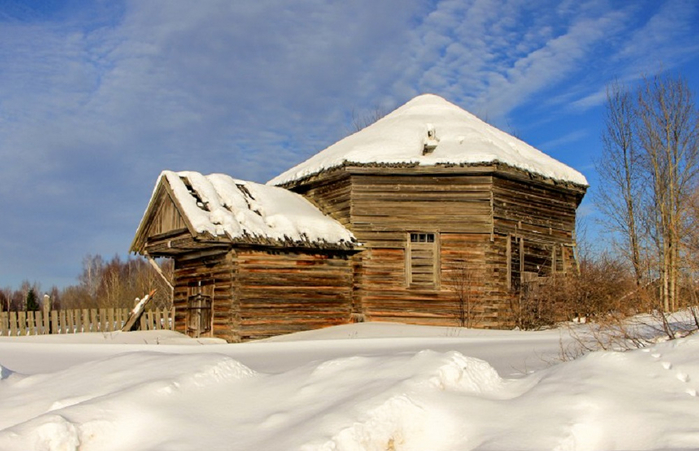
[286,164,584,330]
[134,160,585,341]
[235,249,352,341]
[0,308,174,336]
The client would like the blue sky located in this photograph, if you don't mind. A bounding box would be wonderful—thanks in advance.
[1,0,698,290]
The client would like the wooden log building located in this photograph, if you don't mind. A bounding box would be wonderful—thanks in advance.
[132,94,587,341]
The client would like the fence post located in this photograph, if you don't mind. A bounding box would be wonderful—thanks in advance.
[51,310,59,334]
[90,309,98,332]
[98,308,106,332]
[35,311,43,334]
[75,310,83,333]
[27,311,36,335]
[18,312,26,335]
[59,310,67,334]
[155,309,163,330]
[43,295,51,334]
[9,312,18,336]
[82,309,89,332]
[107,309,115,332]
[0,312,7,336]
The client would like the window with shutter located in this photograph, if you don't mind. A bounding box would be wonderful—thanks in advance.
[406,232,439,288]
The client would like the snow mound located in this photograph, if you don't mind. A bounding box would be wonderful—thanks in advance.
[421,350,504,394]
[307,395,434,451]
[301,351,503,450]
[162,354,256,392]
[16,415,80,451]
[3,327,699,450]
[311,355,372,376]
[0,353,258,450]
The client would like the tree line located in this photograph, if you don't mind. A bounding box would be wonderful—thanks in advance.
[516,73,699,331]
[1,254,173,312]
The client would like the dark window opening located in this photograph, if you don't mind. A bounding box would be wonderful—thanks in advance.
[410,233,435,243]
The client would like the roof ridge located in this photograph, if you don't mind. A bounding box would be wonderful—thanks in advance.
[268,94,587,187]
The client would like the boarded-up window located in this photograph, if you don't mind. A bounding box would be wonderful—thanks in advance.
[407,232,439,288]
[508,235,566,292]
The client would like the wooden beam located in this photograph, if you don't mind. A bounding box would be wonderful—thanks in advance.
[144,252,174,293]
[519,236,525,286]
[506,235,512,291]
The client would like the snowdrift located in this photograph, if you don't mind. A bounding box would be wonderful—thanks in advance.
[0,325,697,450]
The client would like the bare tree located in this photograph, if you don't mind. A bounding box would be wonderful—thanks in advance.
[79,254,105,300]
[445,259,483,328]
[636,75,699,311]
[349,105,388,132]
[61,254,173,310]
[596,81,645,285]
[597,74,699,313]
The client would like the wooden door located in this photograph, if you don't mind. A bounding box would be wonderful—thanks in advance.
[186,280,213,338]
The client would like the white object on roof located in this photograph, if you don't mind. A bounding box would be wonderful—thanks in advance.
[154,170,355,247]
[269,94,588,186]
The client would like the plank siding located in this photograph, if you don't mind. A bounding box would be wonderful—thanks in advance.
[492,177,581,238]
[172,251,238,342]
[147,194,188,237]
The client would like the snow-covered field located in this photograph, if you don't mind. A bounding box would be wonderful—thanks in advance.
[0,322,697,450]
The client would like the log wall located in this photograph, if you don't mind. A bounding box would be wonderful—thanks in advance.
[172,248,353,342]
[295,172,353,227]
[492,175,584,285]
[295,166,585,329]
[235,249,353,341]
[345,171,504,327]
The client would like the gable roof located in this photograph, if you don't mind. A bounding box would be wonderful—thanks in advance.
[131,170,356,253]
[268,94,588,187]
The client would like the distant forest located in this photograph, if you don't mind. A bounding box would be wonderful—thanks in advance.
[1,254,173,312]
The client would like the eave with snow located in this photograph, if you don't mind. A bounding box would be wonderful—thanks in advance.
[131,171,356,256]
[132,94,588,342]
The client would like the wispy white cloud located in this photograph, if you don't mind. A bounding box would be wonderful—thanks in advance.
[537,129,589,152]
[0,0,697,287]
[405,0,636,121]
[0,0,428,286]
[564,0,699,111]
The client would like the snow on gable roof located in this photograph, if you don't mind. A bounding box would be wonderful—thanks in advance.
[148,170,355,248]
[268,94,588,187]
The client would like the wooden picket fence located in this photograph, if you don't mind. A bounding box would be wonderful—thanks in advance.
[0,307,175,337]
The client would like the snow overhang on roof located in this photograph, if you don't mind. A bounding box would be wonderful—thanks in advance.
[268,94,588,187]
[135,170,356,250]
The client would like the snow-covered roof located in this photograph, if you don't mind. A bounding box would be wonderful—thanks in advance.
[139,170,355,249]
[269,94,588,187]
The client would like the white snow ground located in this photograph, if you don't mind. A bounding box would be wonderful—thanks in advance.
[0,322,697,450]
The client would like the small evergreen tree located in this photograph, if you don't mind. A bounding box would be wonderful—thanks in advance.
[26,288,40,312]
